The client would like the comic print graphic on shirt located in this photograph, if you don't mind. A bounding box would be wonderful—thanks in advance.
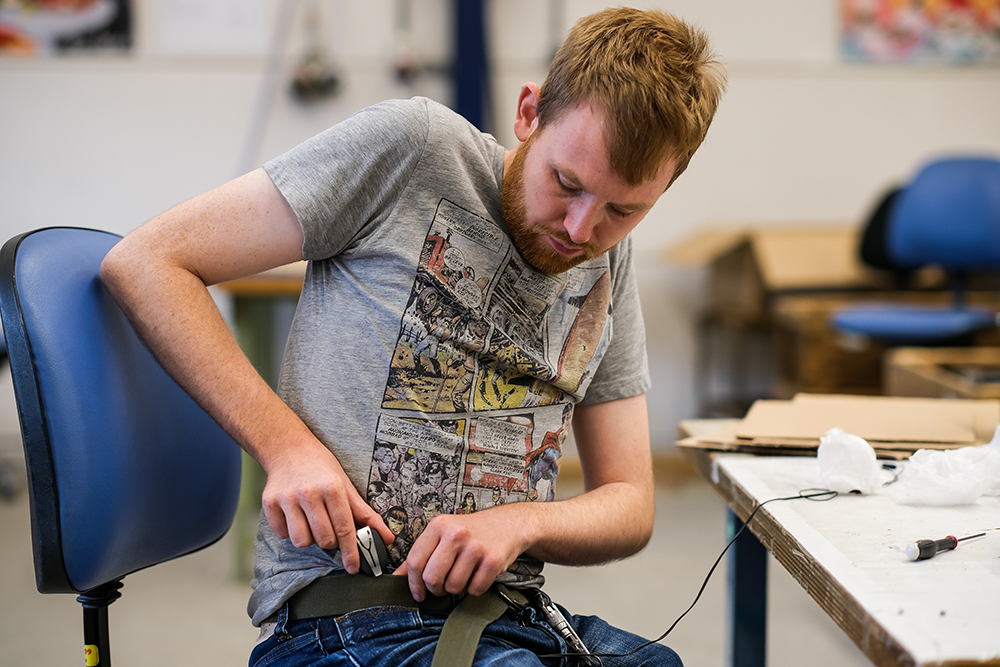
[372,198,613,567]
[463,408,569,511]
[382,199,503,414]
[382,198,613,414]
[367,407,570,567]
[475,264,611,410]
[367,414,467,566]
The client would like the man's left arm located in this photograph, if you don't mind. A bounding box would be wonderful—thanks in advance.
[526,392,656,563]
[401,393,655,599]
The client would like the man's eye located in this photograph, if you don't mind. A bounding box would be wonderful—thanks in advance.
[557,175,579,192]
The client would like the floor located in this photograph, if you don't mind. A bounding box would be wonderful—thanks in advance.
[0,443,872,667]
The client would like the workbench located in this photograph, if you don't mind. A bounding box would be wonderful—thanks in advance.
[681,421,1000,667]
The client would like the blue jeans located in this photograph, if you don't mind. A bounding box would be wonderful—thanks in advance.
[249,601,682,667]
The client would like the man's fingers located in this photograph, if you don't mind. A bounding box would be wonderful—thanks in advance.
[404,514,521,600]
[406,521,484,598]
[281,502,320,549]
[262,497,290,540]
[321,493,362,573]
[297,491,339,549]
[347,494,396,563]
[465,559,501,597]
[440,556,476,596]
[430,531,496,596]
[260,454,399,576]
[263,488,318,546]
[420,534,468,597]
[405,532,437,601]
[263,474,358,553]
[336,522,362,574]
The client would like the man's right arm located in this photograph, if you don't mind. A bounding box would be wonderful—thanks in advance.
[100,167,390,571]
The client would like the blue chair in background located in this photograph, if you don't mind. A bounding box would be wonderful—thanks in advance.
[0,227,242,666]
[832,156,1000,343]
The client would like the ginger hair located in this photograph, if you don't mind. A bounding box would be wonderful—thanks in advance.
[538,7,726,186]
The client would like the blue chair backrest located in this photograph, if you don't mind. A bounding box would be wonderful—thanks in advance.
[889,156,1000,271]
[0,227,242,594]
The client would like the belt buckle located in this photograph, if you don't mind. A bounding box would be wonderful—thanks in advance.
[494,583,530,611]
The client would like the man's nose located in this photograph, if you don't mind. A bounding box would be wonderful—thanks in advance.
[563,198,601,245]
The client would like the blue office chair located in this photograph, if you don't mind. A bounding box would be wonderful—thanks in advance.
[0,227,242,666]
[833,156,1000,343]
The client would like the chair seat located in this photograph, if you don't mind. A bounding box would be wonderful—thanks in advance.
[831,304,997,342]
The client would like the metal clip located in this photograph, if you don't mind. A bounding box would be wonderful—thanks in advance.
[533,590,593,660]
[495,583,530,611]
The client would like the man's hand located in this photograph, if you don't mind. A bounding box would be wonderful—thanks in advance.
[394,508,529,600]
[259,440,393,574]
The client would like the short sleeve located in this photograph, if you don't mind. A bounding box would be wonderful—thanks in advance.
[263,98,430,260]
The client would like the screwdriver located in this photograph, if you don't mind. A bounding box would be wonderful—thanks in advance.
[905,533,985,561]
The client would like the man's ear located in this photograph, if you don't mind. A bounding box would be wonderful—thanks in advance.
[513,82,541,143]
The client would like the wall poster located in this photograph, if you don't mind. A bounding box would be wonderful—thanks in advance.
[842,0,1000,64]
[0,0,131,56]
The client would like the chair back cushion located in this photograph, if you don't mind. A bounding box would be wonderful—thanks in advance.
[889,157,1000,270]
[0,227,242,594]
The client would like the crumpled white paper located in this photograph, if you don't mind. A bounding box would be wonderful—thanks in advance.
[817,427,883,495]
[895,425,1000,506]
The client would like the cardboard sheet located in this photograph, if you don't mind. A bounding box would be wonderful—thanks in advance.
[738,397,989,444]
[790,393,998,442]
[677,394,1000,458]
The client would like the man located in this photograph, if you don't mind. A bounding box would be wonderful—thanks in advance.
[101,7,725,666]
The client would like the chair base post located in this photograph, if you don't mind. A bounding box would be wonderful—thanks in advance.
[77,580,123,667]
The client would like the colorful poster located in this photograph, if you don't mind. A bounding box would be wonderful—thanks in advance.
[842,0,1000,64]
[0,0,131,56]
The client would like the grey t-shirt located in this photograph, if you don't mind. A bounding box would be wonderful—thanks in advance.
[248,97,650,625]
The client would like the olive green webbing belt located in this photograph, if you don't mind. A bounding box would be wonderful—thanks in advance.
[429,587,514,667]
[282,573,454,618]
[276,574,530,667]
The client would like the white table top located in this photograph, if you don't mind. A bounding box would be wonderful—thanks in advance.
[710,454,1000,666]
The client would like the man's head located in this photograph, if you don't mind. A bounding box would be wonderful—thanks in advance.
[539,7,725,188]
[502,8,725,275]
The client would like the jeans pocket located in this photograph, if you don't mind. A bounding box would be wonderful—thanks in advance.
[314,607,447,666]
[250,625,324,667]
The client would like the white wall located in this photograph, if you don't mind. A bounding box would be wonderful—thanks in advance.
[2,0,999,447]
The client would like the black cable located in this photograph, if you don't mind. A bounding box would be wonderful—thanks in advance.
[538,488,838,664]
[880,462,901,486]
